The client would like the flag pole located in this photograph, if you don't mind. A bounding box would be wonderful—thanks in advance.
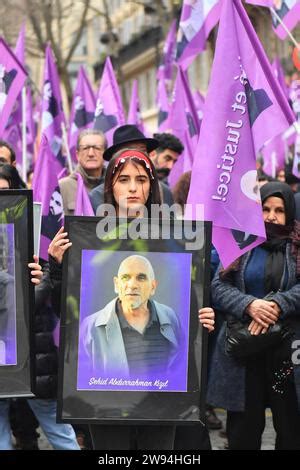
[270,7,300,49]
[21,86,27,183]
[61,122,73,174]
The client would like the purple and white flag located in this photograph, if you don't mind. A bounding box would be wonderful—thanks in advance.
[187,0,295,268]
[246,0,300,39]
[93,57,125,147]
[69,66,95,161]
[32,135,64,260]
[75,173,94,216]
[262,133,286,177]
[293,131,300,178]
[168,67,200,187]
[289,79,300,120]
[3,27,23,134]
[0,38,27,137]
[272,58,289,99]
[11,23,26,126]
[26,85,35,147]
[2,25,27,168]
[41,45,66,165]
[127,80,144,133]
[157,20,177,81]
[156,78,170,132]
[176,0,222,70]
[193,90,205,123]
[26,85,36,168]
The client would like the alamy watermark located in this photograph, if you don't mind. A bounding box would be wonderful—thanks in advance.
[292,340,300,365]
[95,203,205,251]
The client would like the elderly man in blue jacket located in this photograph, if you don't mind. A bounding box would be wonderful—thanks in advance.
[80,254,180,377]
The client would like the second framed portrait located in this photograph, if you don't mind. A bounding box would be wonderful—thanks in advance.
[0,190,34,397]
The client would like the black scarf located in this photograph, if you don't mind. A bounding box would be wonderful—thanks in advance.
[260,182,296,293]
[262,223,291,293]
[221,182,300,283]
[260,182,300,291]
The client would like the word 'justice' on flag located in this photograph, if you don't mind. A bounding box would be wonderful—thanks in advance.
[187,0,295,268]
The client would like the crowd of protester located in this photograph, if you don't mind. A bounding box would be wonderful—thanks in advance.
[1,123,300,450]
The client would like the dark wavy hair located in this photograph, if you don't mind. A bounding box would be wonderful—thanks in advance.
[152,132,184,155]
[104,148,161,213]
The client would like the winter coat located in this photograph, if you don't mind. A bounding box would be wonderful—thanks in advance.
[59,164,105,215]
[34,263,61,398]
[207,244,300,412]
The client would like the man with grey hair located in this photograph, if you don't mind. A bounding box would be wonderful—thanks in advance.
[80,254,180,377]
[59,129,107,215]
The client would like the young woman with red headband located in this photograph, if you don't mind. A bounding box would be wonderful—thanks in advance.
[103,148,161,217]
[48,143,214,450]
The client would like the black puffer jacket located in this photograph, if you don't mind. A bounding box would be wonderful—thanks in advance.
[34,262,61,398]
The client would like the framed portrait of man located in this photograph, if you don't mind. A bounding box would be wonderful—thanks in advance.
[0,190,35,397]
[57,217,211,424]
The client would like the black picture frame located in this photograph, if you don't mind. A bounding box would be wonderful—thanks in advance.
[57,217,211,425]
[0,190,35,397]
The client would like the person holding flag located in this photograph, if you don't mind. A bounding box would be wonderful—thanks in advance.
[187,0,295,269]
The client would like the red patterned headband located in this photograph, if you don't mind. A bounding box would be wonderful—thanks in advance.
[112,150,154,179]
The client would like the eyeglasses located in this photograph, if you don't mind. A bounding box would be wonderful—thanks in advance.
[78,145,104,153]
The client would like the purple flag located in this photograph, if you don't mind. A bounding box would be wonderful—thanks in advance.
[262,133,286,177]
[3,25,27,169]
[93,57,125,146]
[168,67,200,187]
[272,58,289,99]
[245,0,272,5]
[11,23,26,127]
[293,132,300,178]
[75,173,94,216]
[289,79,300,120]
[32,135,64,260]
[0,38,27,137]
[69,66,95,161]
[41,45,66,165]
[187,0,295,268]
[157,20,177,81]
[176,0,222,70]
[246,0,300,39]
[156,78,170,132]
[193,90,205,123]
[26,85,35,147]
[127,80,144,133]
[25,93,36,170]
[33,97,41,138]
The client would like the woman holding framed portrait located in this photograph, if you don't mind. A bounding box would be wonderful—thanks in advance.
[49,125,214,450]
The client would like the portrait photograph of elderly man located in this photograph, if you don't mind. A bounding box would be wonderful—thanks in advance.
[76,250,191,392]
[0,224,17,366]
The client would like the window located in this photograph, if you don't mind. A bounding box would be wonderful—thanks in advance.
[73,28,88,57]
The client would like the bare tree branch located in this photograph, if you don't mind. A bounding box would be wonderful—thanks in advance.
[55,0,63,46]
[26,1,46,52]
[65,0,91,65]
